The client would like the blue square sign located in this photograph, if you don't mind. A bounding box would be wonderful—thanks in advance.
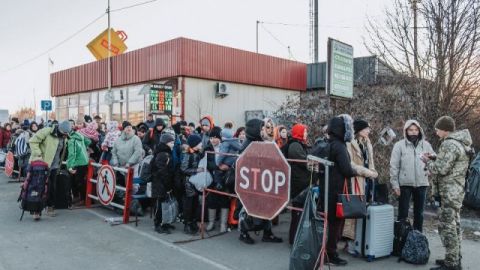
[41,100,52,111]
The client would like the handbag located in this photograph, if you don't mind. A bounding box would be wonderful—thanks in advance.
[336,178,366,219]
[161,193,178,224]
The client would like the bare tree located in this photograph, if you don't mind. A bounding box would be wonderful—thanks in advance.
[365,0,480,138]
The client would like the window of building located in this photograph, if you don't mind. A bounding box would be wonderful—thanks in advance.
[128,86,145,125]
[57,107,68,121]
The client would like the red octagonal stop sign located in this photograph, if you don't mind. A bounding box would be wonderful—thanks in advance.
[235,142,291,220]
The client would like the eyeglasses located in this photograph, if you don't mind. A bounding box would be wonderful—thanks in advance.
[201,124,209,127]
[265,126,273,129]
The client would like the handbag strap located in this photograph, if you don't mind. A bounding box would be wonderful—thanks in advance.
[353,177,364,202]
[343,179,350,201]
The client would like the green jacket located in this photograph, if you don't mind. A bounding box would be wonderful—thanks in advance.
[427,129,472,210]
[29,126,67,168]
[67,132,91,169]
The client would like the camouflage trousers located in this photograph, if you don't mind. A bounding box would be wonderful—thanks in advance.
[438,206,462,267]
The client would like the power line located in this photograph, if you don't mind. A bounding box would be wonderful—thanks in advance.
[1,13,106,73]
[111,0,158,12]
[259,24,297,61]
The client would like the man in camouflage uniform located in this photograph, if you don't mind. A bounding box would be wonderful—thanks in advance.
[422,116,472,270]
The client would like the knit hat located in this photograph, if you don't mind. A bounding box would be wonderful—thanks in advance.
[435,116,456,132]
[122,121,132,130]
[353,119,369,134]
[187,134,202,148]
[221,128,234,139]
[291,124,307,142]
[58,120,72,135]
[78,122,99,141]
[209,126,222,140]
[159,133,175,144]
[84,115,93,123]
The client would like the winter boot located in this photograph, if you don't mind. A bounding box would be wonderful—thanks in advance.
[239,231,255,244]
[184,222,199,235]
[219,208,229,233]
[155,224,172,234]
[206,209,216,231]
[262,229,283,243]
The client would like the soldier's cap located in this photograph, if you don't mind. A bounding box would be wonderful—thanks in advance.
[435,116,455,132]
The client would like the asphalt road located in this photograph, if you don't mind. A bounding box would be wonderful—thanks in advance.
[0,174,478,270]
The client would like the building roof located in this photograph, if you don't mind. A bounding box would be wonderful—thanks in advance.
[51,37,307,96]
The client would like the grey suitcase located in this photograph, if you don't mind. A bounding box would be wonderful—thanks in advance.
[354,203,394,261]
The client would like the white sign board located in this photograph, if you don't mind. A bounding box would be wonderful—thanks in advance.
[96,165,116,205]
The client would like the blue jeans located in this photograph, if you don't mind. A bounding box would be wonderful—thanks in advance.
[398,186,427,232]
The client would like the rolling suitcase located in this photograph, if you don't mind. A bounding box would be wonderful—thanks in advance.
[354,203,394,261]
[54,170,72,209]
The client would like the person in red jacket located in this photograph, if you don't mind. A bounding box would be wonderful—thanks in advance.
[0,123,12,151]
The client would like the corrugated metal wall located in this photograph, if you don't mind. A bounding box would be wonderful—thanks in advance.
[51,38,306,97]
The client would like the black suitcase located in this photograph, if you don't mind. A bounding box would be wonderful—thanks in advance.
[54,170,72,209]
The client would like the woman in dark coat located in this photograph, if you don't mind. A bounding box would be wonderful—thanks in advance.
[151,133,176,234]
[286,123,310,245]
[323,114,358,266]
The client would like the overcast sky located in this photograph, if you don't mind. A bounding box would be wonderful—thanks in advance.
[0,0,392,114]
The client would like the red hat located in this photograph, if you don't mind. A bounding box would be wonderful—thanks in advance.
[78,122,99,142]
[291,124,307,143]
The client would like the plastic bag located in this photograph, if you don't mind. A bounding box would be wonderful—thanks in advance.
[289,189,325,270]
[161,194,178,224]
[188,156,212,191]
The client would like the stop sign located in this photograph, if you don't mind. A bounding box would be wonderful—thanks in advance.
[235,142,291,220]
[4,151,15,177]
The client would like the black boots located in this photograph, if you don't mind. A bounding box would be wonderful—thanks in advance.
[262,230,283,243]
[327,253,348,266]
[184,222,199,235]
[239,232,255,244]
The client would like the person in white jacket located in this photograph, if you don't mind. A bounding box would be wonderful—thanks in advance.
[390,120,435,232]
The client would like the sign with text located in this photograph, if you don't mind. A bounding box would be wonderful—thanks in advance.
[149,84,173,114]
[235,142,291,220]
[327,38,354,99]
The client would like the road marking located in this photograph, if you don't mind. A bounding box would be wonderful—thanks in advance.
[86,209,233,270]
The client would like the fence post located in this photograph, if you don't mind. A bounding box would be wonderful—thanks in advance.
[85,160,94,208]
[123,167,133,224]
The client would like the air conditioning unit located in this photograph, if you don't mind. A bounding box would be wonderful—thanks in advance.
[215,82,229,97]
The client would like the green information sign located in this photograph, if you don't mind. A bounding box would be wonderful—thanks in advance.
[150,84,173,114]
[327,38,354,98]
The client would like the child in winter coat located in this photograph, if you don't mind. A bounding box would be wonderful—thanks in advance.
[101,121,120,163]
[216,128,241,167]
[214,128,241,190]
[151,133,176,234]
[180,134,204,235]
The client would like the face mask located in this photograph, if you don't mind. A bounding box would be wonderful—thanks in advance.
[408,135,419,142]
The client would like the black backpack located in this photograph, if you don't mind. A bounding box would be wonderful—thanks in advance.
[464,154,480,209]
[18,161,50,220]
[392,219,413,256]
[400,230,430,264]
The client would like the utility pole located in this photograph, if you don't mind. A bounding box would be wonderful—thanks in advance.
[107,0,113,120]
[411,0,419,76]
[256,20,260,53]
[314,0,318,63]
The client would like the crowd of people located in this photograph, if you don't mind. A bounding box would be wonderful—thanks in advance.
[1,112,472,270]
